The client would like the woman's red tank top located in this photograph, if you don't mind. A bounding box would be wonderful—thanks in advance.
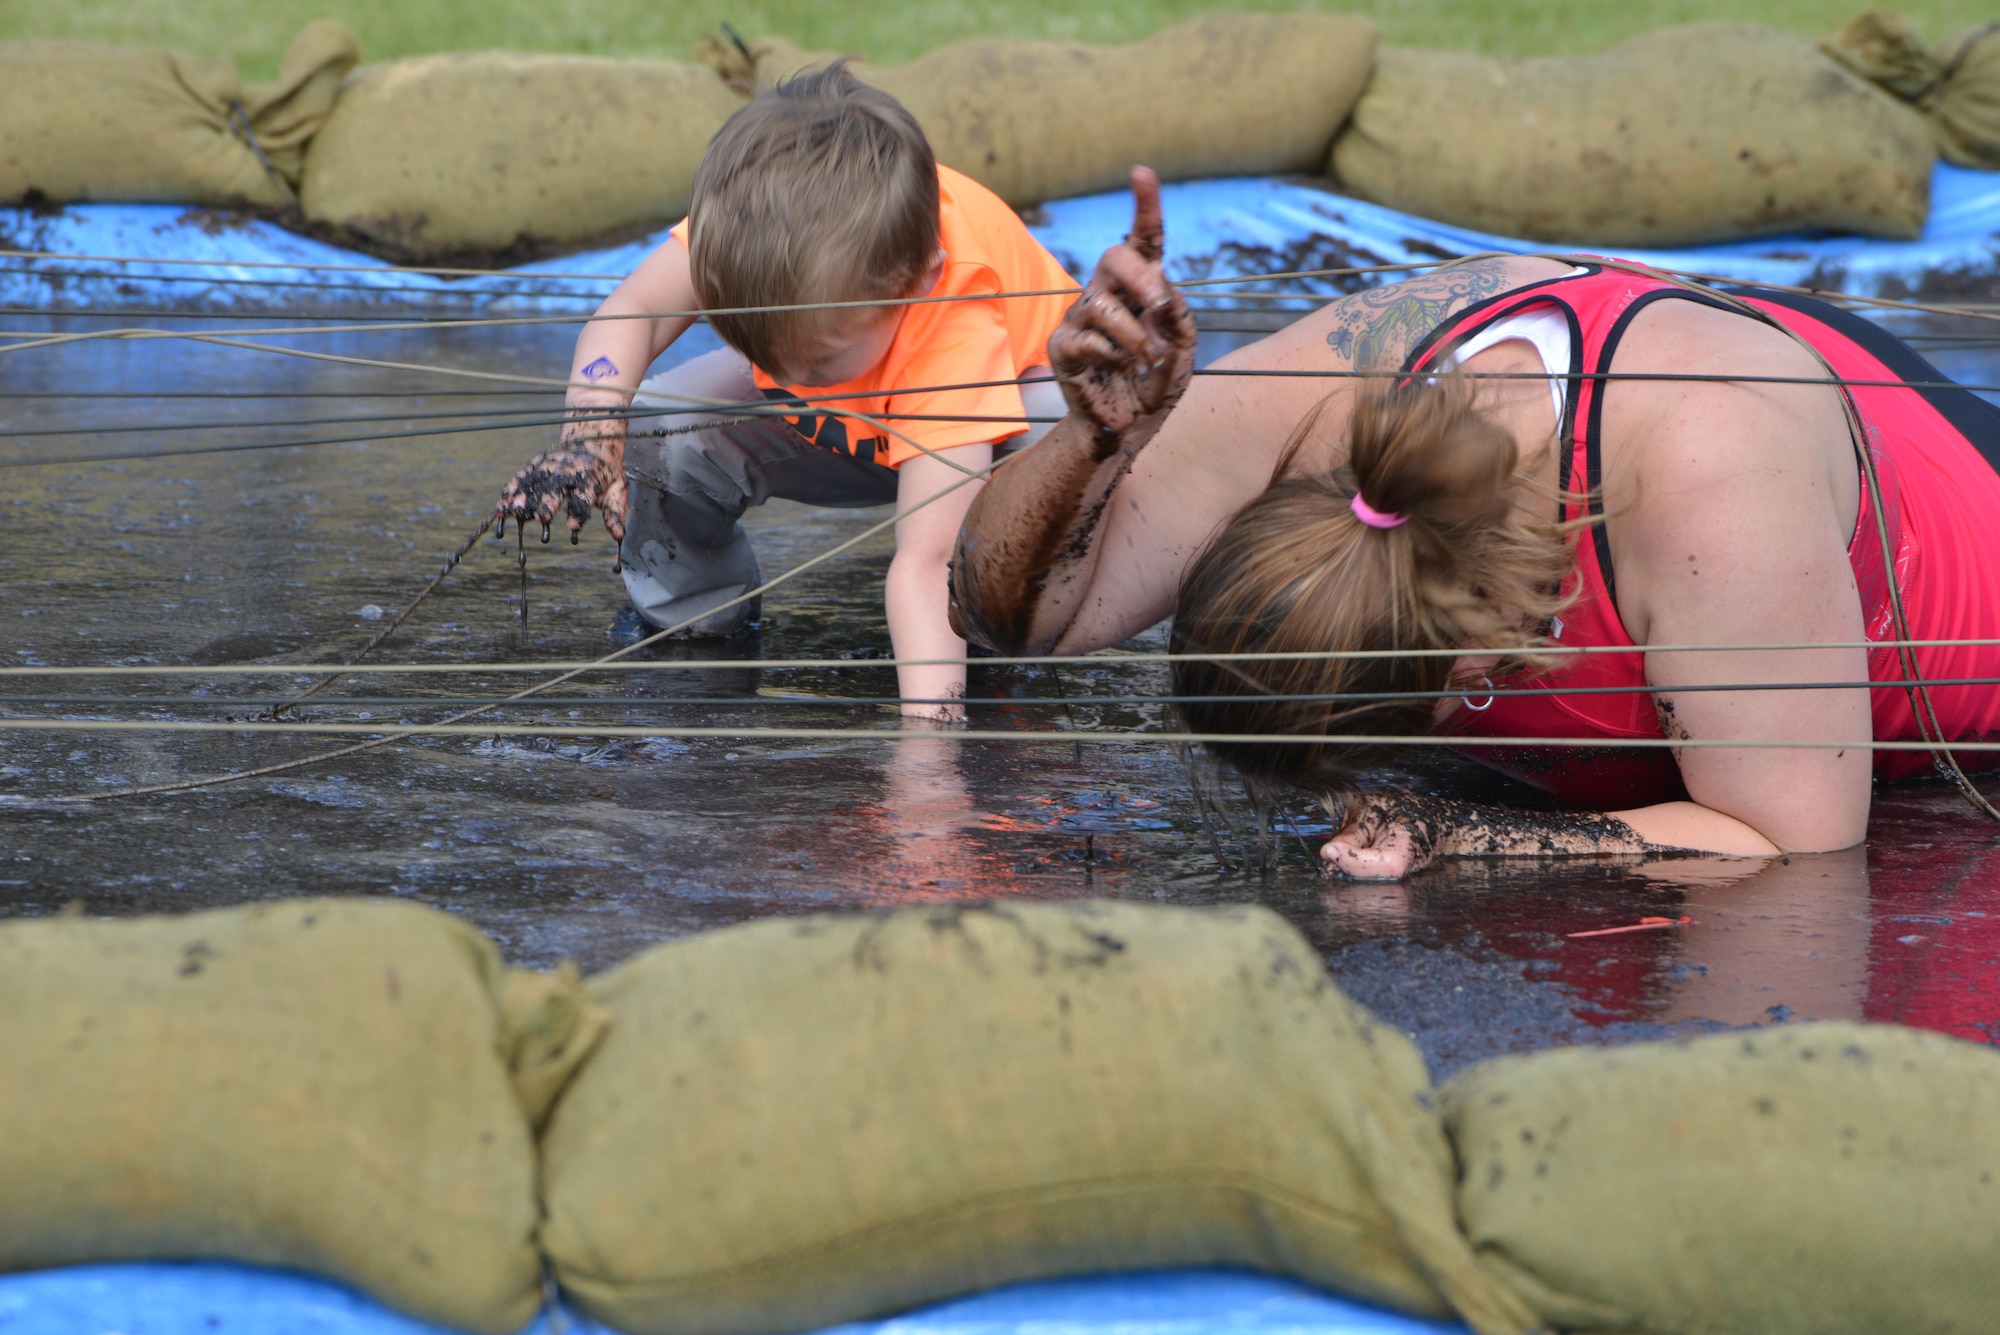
[1403,263,2000,808]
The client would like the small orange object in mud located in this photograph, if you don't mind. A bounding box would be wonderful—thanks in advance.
[1567,915,1697,939]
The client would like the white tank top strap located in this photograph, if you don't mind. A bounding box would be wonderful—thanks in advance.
[1443,305,1573,424]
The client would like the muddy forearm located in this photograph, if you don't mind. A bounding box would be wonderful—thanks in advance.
[950,413,1156,656]
[1447,806,1671,858]
[1364,791,1676,860]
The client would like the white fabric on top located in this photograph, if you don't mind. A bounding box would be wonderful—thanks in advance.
[1445,305,1574,424]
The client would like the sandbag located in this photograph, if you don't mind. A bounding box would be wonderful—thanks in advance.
[298,53,748,261]
[539,901,1535,1335]
[1821,13,2000,169]
[0,22,359,207]
[1443,1024,2000,1334]
[697,15,1378,207]
[502,959,612,1130]
[0,898,598,1334]
[1332,24,1936,246]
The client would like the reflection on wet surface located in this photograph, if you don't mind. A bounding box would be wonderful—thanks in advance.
[1,308,1996,1076]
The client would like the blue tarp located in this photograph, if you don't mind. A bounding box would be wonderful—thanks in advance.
[0,1263,1467,1335]
[4,165,1997,316]
[1031,162,2000,298]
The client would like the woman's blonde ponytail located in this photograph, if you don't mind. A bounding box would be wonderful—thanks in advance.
[1169,373,1575,787]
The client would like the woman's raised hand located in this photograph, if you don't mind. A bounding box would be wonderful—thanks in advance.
[495,402,630,544]
[1048,166,1196,446]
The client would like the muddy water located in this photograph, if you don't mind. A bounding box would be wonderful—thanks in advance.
[1,309,1996,1075]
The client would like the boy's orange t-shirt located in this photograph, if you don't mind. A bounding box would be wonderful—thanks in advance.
[670,165,1078,469]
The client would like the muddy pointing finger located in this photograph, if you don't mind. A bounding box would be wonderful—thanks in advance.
[1123,166,1166,268]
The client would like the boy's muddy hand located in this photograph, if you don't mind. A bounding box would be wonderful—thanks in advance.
[496,413,629,545]
[1049,166,1195,447]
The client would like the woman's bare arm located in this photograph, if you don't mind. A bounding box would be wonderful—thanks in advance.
[1323,792,1776,879]
[1609,299,1873,850]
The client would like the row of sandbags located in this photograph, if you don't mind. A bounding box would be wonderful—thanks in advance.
[700,15,1993,252]
[0,13,1373,263]
[0,21,363,213]
[1,14,1996,261]
[4,895,1999,1335]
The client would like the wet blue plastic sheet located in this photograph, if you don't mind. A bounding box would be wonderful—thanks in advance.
[3,166,1996,315]
[0,1262,515,1335]
[0,1264,1467,1335]
[0,207,628,315]
[817,1271,1467,1335]
[1027,163,2000,296]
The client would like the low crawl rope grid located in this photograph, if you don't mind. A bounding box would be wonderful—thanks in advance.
[2,253,1997,808]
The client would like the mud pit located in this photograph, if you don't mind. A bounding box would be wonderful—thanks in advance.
[1,308,1996,1075]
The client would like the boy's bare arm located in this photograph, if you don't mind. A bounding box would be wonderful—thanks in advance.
[949,169,1196,655]
[889,445,996,721]
[497,237,703,543]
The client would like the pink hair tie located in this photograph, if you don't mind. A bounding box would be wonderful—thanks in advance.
[1350,493,1409,529]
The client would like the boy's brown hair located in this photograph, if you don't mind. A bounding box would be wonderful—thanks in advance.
[685,62,940,376]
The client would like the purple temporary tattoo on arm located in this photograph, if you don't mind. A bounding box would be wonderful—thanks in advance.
[580,356,620,382]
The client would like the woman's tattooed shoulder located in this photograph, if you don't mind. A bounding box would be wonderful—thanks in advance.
[1323,259,1516,371]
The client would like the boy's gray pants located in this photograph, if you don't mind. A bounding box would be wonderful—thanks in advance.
[618,348,1062,635]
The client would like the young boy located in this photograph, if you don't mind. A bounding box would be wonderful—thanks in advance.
[497,64,1077,721]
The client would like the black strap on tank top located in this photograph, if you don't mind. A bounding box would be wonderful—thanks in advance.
[1583,288,1741,605]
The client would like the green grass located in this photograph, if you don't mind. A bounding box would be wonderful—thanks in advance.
[1,0,1993,80]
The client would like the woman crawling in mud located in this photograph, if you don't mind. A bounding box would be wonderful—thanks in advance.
[951,169,2000,879]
